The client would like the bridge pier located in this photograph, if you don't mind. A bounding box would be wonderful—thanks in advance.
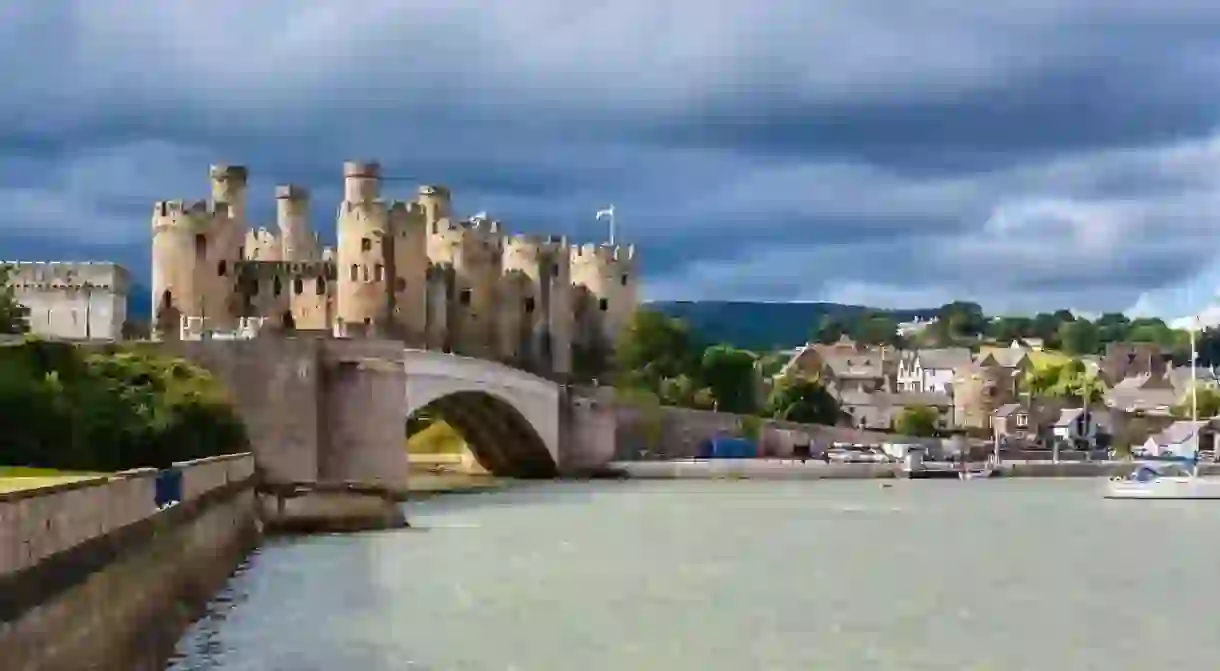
[166,337,411,532]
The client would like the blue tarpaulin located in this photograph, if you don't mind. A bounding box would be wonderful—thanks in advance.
[697,437,758,459]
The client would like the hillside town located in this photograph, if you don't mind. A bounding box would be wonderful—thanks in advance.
[775,332,1214,460]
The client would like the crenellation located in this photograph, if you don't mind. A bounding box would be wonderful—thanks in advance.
[149,160,640,371]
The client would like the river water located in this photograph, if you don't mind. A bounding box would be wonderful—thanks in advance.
[168,479,1220,670]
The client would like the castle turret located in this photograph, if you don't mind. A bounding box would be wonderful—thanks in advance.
[335,161,390,336]
[276,184,316,261]
[209,164,248,224]
[343,160,381,203]
[570,242,638,352]
[151,199,211,338]
[417,185,452,230]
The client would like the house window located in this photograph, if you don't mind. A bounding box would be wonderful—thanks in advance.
[217,260,227,276]
[524,297,535,313]
[374,264,384,282]
[621,273,628,286]
[362,265,369,282]
[293,277,303,295]
[273,276,283,296]
[316,277,326,295]
[1016,413,1028,428]
[459,289,471,305]
[361,237,372,252]
[599,298,608,311]
[350,264,358,282]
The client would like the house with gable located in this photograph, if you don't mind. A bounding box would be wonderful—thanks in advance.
[896,348,973,393]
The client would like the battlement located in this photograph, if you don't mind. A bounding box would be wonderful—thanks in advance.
[570,243,636,264]
[418,185,451,198]
[208,165,248,184]
[233,260,337,280]
[1,261,130,291]
[275,184,309,200]
[344,161,381,179]
[388,200,426,215]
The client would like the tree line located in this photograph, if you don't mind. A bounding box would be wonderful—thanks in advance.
[814,300,1220,363]
[611,309,841,426]
[1,266,248,472]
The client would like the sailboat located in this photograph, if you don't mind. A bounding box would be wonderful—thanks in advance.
[1105,317,1220,500]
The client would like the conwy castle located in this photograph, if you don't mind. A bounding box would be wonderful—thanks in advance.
[151,162,639,376]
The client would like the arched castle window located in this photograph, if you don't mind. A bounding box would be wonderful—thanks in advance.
[374,264,384,282]
[293,277,303,295]
[395,277,406,292]
[316,277,326,295]
[459,289,471,305]
[218,260,227,276]
[621,273,628,286]
[194,234,207,260]
[599,298,609,311]
[273,276,282,296]
[350,264,358,282]
[362,265,369,282]
[361,237,372,252]
[524,297,535,313]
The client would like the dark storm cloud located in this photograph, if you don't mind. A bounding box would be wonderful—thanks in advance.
[3,1,1220,318]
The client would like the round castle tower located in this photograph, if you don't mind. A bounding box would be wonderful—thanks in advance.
[502,234,573,375]
[417,185,452,231]
[277,184,316,261]
[151,199,210,336]
[335,161,391,335]
[570,242,638,349]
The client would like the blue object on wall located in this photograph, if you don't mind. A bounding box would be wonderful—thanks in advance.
[155,468,183,507]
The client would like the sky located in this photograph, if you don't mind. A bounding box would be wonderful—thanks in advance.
[4,2,1220,319]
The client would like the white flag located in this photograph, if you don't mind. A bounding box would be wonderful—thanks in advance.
[595,205,614,220]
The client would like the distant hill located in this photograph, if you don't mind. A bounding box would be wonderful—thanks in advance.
[648,301,940,351]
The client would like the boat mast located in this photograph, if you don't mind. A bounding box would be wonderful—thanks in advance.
[1191,316,1199,474]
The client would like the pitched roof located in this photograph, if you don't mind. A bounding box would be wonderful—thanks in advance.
[838,390,952,408]
[993,403,1023,418]
[1105,384,1180,415]
[915,348,973,370]
[1053,408,1085,427]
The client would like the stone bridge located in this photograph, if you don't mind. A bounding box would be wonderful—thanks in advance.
[164,338,617,491]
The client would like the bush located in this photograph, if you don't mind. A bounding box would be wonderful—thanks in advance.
[0,340,247,471]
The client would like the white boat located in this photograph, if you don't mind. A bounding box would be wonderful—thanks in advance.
[959,467,995,481]
[1105,315,1220,500]
[1104,462,1220,500]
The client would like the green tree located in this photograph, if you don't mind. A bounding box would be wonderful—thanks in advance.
[940,301,986,337]
[614,309,700,389]
[658,374,715,410]
[1048,361,1106,405]
[893,405,940,437]
[766,376,840,425]
[0,265,30,334]
[987,316,1032,342]
[1058,319,1100,355]
[699,345,759,413]
[851,313,900,346]
[1172,384,1220,420]
[812,315,845,344]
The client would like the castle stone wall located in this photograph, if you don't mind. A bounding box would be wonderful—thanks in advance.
[2,261,129,341]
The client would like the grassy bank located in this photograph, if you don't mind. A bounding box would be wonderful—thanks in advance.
[0,466,105,493]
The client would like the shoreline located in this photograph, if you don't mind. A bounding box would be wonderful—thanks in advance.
[604,459,1220,480]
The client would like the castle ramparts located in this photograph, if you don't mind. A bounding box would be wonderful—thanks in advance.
[151,162,639,377]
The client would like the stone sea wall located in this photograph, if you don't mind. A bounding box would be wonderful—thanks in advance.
[0,454,259,671]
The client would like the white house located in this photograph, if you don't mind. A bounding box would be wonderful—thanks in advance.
[896,348,973,393]
[1051,408,1099,448]
[1141,420,1214,459]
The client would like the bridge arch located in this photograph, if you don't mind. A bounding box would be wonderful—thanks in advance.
[403,350,560,478]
